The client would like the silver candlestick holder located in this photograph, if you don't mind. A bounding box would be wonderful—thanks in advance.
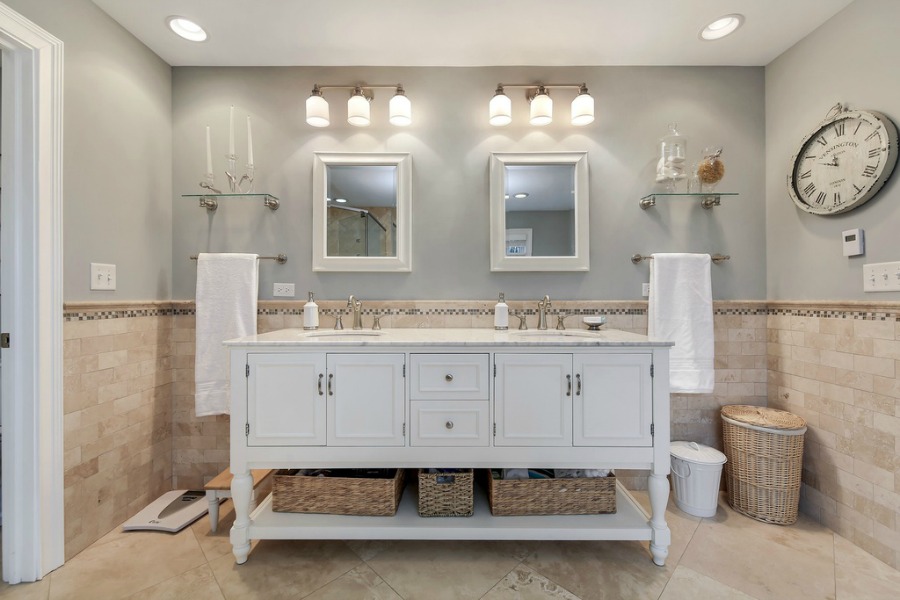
[225,154,239,192]
[238,164,255,193]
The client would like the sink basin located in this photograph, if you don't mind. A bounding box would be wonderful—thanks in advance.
[510,330,600,338]
[304,330,383,338]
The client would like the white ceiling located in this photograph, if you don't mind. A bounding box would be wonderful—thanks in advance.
[90,0,854,67]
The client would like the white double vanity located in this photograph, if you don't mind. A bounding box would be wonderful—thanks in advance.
[226,327,673,566]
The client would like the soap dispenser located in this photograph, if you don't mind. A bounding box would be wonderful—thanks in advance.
[303,292,320,330]
[494,292,509,330]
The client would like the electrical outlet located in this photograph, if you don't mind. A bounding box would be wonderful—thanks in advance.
[642,283,650,297]
[90,263,116,291]
[273,283,295,297]
[863,261,900,292]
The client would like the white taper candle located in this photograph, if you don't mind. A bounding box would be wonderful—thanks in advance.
[205,126,212,174]
[228,105,235,156]
[247,116,254,166]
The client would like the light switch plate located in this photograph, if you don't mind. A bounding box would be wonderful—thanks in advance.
[90,263,116,291]
[863,261,900,292]
[642,283,650,297]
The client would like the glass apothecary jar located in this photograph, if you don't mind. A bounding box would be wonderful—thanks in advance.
[656,123,687,190]
[696,146,725,192]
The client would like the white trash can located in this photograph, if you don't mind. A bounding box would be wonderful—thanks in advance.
[670,441,727,518]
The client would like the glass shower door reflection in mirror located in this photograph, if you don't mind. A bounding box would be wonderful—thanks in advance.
[326,164,397,258]
[313,153,412,272]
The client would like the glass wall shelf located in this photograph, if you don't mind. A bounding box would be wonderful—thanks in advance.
[639,192,737,210]
[182,193,280,212]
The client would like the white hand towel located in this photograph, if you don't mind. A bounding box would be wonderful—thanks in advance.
[194,253,259,417]
[648,253,715,394]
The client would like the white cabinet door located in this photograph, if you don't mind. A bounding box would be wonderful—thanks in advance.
[247,353,326,446]
[327,353,406,446]
[494,353,572,446]
[574,353,653,447]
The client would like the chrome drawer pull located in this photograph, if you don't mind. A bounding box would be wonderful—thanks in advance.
[328,373,334,396]
[566,374,572,397]
[317,373,324,396]
[445,420,454,430]
[576,373,582,396]
[445,374,454,382]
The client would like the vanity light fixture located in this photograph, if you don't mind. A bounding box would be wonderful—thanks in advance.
[347,87,371,127]
[489,83,594,127]
[529,86,553,126]
[166,16,208,42]
[305,83,412,127]
[699,14,744,41]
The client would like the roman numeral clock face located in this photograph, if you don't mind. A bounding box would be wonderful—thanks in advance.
[788,110,898,215]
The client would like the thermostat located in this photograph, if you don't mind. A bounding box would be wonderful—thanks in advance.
[842,228,865,257]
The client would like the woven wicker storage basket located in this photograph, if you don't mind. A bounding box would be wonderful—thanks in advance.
[272,469,405,516]
[487,473,616,516]
[417,469,474,517]
[721,405,806,525]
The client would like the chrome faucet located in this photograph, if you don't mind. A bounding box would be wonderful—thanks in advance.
[347,295,363,330]
[537,295,552,330]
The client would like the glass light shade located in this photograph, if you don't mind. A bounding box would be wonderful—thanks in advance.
[306,94,330,127]
[389,93,412,126]
[530,92,552,126]
[571,92,594,126]
[347,92,370,127]
[489,93,512,126]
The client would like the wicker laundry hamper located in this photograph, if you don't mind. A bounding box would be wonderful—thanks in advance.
[721,405,807,525]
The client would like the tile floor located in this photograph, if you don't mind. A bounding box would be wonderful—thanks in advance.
[1,491,898,600]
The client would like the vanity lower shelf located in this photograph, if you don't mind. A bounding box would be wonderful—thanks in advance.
[248,481,652,541]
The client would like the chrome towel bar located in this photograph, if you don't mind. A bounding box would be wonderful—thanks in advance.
[190,254,288,264]
[631,253,729,264]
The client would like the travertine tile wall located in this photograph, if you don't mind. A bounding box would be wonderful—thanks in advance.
[767,303,900,570]
[63,305,175,559]
[169,300,768,490]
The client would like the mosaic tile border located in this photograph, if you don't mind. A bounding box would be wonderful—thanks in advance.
[63,300,899,321]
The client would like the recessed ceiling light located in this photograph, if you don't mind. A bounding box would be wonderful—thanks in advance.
[514,193,529,199]
[166,16,207,42]
[699,14,744,41]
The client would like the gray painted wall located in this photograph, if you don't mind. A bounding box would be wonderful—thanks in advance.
[766,0,900,301]
[5,0,173,301]
[173,66,765,301]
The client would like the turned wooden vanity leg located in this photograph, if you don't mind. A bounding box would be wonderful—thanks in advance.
[648,472,671,566]
[230,470,253,564]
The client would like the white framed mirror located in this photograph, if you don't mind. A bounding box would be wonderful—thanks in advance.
[312,152,412,272]
[490,151,589,271]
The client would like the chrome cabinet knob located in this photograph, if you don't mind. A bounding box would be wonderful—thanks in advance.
[445,420,454,430]
[445,374,454,382]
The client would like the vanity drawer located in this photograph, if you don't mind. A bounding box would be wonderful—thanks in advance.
[410,353,490,400]
[410,401,490,447]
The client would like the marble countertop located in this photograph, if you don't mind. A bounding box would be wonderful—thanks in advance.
[225,327,673,347]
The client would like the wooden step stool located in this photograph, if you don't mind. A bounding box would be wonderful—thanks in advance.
[204,469,273,532]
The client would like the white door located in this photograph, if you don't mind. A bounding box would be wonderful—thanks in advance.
[247,353,326,446]
[327,353,405,446]
[494,354,572,446]
[574,353,653,447]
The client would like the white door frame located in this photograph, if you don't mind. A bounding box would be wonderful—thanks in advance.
[0,3,65,583]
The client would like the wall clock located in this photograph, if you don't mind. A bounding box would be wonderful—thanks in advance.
[787,103,898,215]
